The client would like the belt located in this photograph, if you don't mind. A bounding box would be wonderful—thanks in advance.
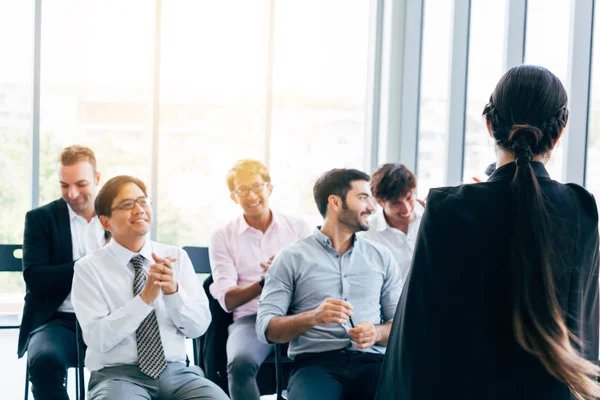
[53,312,77,322]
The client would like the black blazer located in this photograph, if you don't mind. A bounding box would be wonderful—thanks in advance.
[18,198,75,358]
[376,162,599,400]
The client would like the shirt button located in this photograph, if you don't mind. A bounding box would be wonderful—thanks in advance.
[335,254,339,258]
[343,274,347,278]
[344,298,348,301]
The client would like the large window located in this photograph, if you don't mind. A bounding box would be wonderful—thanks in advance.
[157,1,269,246]
[266,0,371,226]
[587,2,600,201]
[525,0,572,181]
[0,2,33,394]
[417,0,453,198]
[463,0,507,183]
[39,0,155,205]
[0,0,33,244]
[0,0,33,321]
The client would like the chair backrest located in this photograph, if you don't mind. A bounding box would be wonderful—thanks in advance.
[182,246,211,274]
[0,244,23,272]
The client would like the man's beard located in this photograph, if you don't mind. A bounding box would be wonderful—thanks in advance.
[339,209,370,232]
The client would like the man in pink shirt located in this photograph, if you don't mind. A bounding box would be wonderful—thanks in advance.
[209,159,312,400]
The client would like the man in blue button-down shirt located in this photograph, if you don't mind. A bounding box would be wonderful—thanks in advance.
[256,168,401,400]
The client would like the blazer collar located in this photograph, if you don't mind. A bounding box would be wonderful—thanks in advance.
[54,198,73,260]
[487,161,551,183]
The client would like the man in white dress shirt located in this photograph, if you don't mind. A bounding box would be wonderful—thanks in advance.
[72,175,227,400]
[360,163,424,286]
[19,145,106,400]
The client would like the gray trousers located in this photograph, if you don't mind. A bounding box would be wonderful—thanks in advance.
[88,362,228,400]
[226,314,274,400]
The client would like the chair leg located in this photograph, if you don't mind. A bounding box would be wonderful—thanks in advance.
[78,366,86,400]
[192,339,198,367]
[24,363,29,400]
[74,368,78,399]
[275,344,283,400]
[76,320,86,399]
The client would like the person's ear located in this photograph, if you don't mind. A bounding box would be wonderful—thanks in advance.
[328,194,342,213]
[230,192,239,204]
[99,215,111,232]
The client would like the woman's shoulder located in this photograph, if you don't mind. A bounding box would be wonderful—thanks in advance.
[426,182,508,212]
[564,183,599,223]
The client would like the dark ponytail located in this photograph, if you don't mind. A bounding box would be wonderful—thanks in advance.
[508,125,600,399]
[484,65,600,399]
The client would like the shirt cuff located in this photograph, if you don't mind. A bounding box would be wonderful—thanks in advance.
[209,281,235,313]
[132,294,155,315]
[256,313,277,344]
[163,286,186,311]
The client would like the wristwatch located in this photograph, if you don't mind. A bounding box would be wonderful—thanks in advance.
[258,276,265,288]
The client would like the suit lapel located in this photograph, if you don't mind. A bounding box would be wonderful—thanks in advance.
[54,199,73,261]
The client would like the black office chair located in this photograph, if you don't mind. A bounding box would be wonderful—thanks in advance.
[0,244,86,399]
[199,274,292,398]
[0,243,23,273]
[182,246,212,367]
[184,245,293,398]
[23,319,86,400]
[272,342,292,400]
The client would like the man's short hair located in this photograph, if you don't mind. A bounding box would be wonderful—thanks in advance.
[59,145,97,172]
[370,163,416,201]
[95,175,147,218]
[226,159,271,192]
[313,168,370,218]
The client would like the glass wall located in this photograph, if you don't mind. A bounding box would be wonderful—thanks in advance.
[525,0,573,181]
[0,0,33,244]
[462,0,507,183]
[587,2,600,200]
[269,0,371,226]
[417,0,453,198]
[39,0,155,206]
[157,1,269,246]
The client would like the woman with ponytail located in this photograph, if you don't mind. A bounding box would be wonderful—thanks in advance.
[376,65,600,400]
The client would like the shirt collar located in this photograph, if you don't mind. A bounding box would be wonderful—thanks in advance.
[67,203,82,221]
[107,236,153,267]
[236,209,278,235]
[313,226,357,250]
[487,161,551,183]
[66,203,99,224]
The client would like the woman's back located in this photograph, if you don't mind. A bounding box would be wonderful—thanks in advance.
[376,161,599,399]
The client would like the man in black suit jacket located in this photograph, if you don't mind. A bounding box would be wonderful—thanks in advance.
[18,145,104,400]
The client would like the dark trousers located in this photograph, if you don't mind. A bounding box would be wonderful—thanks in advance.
[27,313,78,400]
[287,349,384,400]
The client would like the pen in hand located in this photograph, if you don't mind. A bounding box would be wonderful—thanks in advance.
[349,316,355,328]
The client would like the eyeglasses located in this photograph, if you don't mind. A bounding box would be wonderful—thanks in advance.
[232,182,269,197]
[111,196,152,211]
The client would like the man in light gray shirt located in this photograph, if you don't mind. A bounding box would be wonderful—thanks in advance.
[256,168,401,400]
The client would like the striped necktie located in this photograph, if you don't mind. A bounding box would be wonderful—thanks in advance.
[132,255,167,379]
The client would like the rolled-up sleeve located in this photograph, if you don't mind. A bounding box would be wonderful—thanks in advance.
[208,229,238,312]
[256,251,295,344]
[380,250,402,322]
[163,249,211,338]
